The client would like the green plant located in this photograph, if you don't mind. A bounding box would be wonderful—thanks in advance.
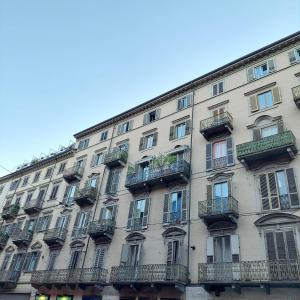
[127,163,135,175]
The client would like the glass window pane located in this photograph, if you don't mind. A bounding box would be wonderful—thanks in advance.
[261,125,278,138]
[213,140,227,158]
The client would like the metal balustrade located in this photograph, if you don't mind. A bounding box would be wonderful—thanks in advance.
[43,227,67,247]
[63,166,84,183]
[0,270,20,288]
[74,187,97,206]
[103,149,128,167]
[88,219,115,240]
[110,264,188,285]
[1,204,20,220]
[11,230,33,247]
[23,198,43,214]
[292,85,300,109]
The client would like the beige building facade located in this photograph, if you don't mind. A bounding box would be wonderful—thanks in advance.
[0,32,300,300]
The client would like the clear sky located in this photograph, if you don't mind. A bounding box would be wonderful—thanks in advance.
[0,0,299,176]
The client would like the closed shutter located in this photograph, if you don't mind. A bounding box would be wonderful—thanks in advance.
[35,217,44,232]
[31,252,41,271]
[267,59,275,73]
[142,198,150,227]
[181,190,187,222]
[206,143,213,171]
[45,215,52,230]
[268,173,279,209]
[117,124,122,135]
[207,237,214,263]
[186,94,192,106]
[249,95,259,112]
[139,137,145,151]
[112,169,120,194]
[288,50,297,64]
[253,128,261,141]
[185,120,191,135]
[177,99,183,111]
[272,87,281,105]
[286,168,299,207]
[277,120,284,133]
[247,67,255,82]
[94,247,106,268]
[120,244,129,264]
[143,113,149,125]
[265,232,277,260]
[136,243,143,266]
[152,132,158,146]
[127,201,134,229]
[55,216,62,229]
[226,137,234,166]
[275,231,287,259]
[230,235,240,262]
[63,186,70,205]
[285,230,297,259]
[169,126,175,141]
[22,253,32,271]
[166,241,173,265]
[72,212,81,237]
[163,194,170,224]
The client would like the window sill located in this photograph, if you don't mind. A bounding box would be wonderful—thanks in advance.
[171,135,189,143]
[140,146,155,153]
[250,104,279,117]
[177,105,191,112]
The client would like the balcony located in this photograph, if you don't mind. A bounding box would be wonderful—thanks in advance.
[103,149,128,168]
[110,264,188,290]
[125,160,190,193]
[198,259,300,291]
[200,112,233,140]
[43,228,67,248]
[292,85,300,109]
[0,231,9,250]
[63,166,84,183]
[74,187,97,207]
[236,131,297,169]
[11,230,33,248]
[23,198,43,215]
[199,196,239,228]
[1,204,19,220]
[0,270,20,289]
[31,267,107,289]
[88,219,115,243]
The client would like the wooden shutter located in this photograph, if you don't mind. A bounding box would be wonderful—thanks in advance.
[277,120,284,133]
[111,205,118,221]
[181,190,187,222]
[72,212,81,237]
[275,231,287,259]
[68,251,80,269]
[249,95,259,112]
[177,99,182,111]
[206,143,213,171]
[265,232,277,260]
[253,128,261,141]
[128,120,134,130]
[230,235,240,262]
[272,87,281,105]
[186,94,192,106]
[206,185,213,214]
[23,253,32,271]
[226,137,234,166]
[90,155,96,167]
[143,113,149,125]
[152,132,158,146]
[47,251,58,270]
[117,124,122,135]
[169,126,175,140]
[110,169,120,194]
[206,237,214,263]
[285,230,297,259]
[99,207,105,221]
[155,108,161,120]
[286,168,299,207]
[44,215,52,230]
[35,217,44,232]
[127,201,134,229]
[105,171,113,194]
[288,50,297,64]
[136,243,143,265]
[142,198,150,227]
[163,194,170,224]
[94,247,106,268]
[247,67,255,82]
[185,120,191,135]
[32,252,41,271]
[55,216,62,228]
[139,137,145,151]
[268,173,279,209]
[120,244,129,264]
[166,241,173,264]
[267,59,275,73]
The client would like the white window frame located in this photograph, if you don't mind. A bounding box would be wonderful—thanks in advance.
[175,122,186,139]
[211,81,224,97]
[100,130,108,141]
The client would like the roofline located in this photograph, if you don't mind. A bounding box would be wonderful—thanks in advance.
[74,31,300,139]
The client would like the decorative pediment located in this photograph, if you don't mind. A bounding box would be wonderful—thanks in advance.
[125,232,145,242]
[254,212,300,227]
[60,208,72,214]
[5,245,15,253]
[162,227,186,238]
[207,220,237,232]
[247,115,282,129]
[88,172,100,178]
[207,172,234,182]
[103,196,119,205]
[31,241,43,249]
[70,240,85,248]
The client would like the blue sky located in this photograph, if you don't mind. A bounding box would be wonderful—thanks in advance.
[0,0,299,176]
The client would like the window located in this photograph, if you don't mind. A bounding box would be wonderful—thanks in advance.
[94,247,106,268]
[247,59,275,81]
[22,176,30,187]
[0,185,4,195]
[177,94,192,111]
[47,250,59,270]
[35,215,52,232]
[44,167,53,179]
[207,181,230,214]
[100,205,117,221]
[25,192,33,204]
[169,120,191,140]
[166,240,180,264]
[163,190,187,224]
[9,179,20,191]
[55,214,70,230]
[72,211,91,238]
[1,254,11,271]
[120,243,143,267]
[23,251,41,272]
[49,184,59,200]
[37,188,46,201]
[250,87,281,113]
[117,120,133,135]
[259,168,299,211]
[91,152,104,167]
[261,124,278,138]
[32,171,41,183]
[87,177,98,189]
[63,184,77,206]
[127,198,150,230]
[100,130,108,141]
[143,108,160,125]
[105,168,121,195]
[212,81,224,96]
[68,250,82,269]
[78,138,89,150]
[139,133,158,151]
[288,48,300,64]
[57,162,66,174]
[15,196,21,206]
[257,90,273,110]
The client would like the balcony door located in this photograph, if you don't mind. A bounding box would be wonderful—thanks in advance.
[213,182,229,214]
[214,235,231,263]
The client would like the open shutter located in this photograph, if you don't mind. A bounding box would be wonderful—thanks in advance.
[259,174,271,210]
[142,198,150,227]
[111,169,120,194]
[136,243,143,266]
[47,251,58,270]
[120,244,129,265]
[45,215,52,230]
[32,252,41,271]
[206,185,213,214]
[230,235,240,262]
[226,137,234,166]
[117,124,122,135]
[181,190,187,222]
[253,128,261,141]
[265,232,276,260]
[156,108,161,120]
[105,171,113,194]
[288,50,297,64]
[272,87,281,105]
[185,120,191,135]
[139,137,145,151]
[90,155,96,167]
[94,247,106,268]
[127,201,134,230]
[247,67,255,82]
[186,94,192,106]
[177,99,182,111]
[55,216,62,228]
[277,120,284,133]
[285,230,297,259]
[249,95,259,113]
[207,237,214,263]
[143,113,149,125]
[128,120,134,131]
[72,212,81,237]
[169,126,175,140]
[112,205,118,221]
[286,168,299,207]
[163,194,170,224]
[267,59,275,73]
[152,132,158,146]
[35,217,43,232]
[206,143,213,171]
[275,231,287,259]
[99,207,105,221]
[23,253,32,271]
[268,173,279,209]
[166,241,173,265]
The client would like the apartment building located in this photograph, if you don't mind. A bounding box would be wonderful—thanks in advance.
[0,32,300,300]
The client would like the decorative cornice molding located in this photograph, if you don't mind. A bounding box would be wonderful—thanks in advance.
[244,82,277,96]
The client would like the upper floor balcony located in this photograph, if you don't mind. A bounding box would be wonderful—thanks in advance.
[0,231,9,251]
[292,85,300,109]
[103,149,128,168]
[236,131,297,169]
[31,267,107,289]
[0,270,20,289]
[199,196,239,228]
[198,259,300,292]
[11,230,33,248]
[1,204,20,220]
[110,264,188,289]
[125,160,190,193]
[23,198,43,215]
[74,187,97,207]
[63,166,84,183]
[88,219,115,243]
[43,228,67,248]
[200,112,233,140]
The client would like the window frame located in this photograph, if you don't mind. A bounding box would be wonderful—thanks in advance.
[78,138,89,150]
[100,130,108,141]
[212,81,224,97]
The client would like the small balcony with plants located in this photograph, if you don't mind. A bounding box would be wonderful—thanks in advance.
[23,198,43,215]
[11,229,33,248]
[63,166,84,183]
[200,112,233,140]
[0,231,9,251]
[43,227,67,248]
[103,148,128,168]
[1,204,20,220]
[74,187,97,207]
[87,219,115,243]
[292,85,300,109]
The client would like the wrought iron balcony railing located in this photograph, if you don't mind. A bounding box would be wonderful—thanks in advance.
[1,204,20,220]
[199,259,300,284]
[125,160,190,192]
[23,198,43,214]
[63,166,84,183]
[200,112,233,140]
[11,230,33,248]
[0,231,9,250]
[88,219,115,241]
[0,270,20,289]
[103,149,128,168]
[236,131,297,168]
[74,187,97,207]
[292,85,300,109]
[43,227,67,247]
[110,264,188,285]
[31,268,107,286]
